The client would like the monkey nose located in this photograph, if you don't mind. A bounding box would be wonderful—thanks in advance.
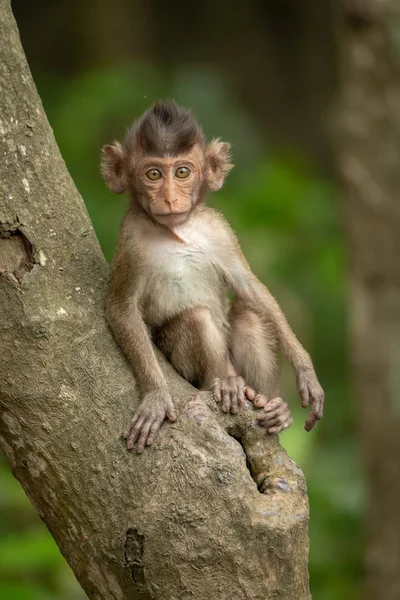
[165,198,178,210]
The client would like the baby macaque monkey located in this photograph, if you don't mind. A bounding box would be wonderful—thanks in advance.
[102,101,324,453]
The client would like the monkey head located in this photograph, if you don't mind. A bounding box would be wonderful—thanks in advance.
[101,101,233,227]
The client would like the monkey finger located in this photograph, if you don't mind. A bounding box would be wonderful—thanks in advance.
[212,379,222,404]
[264,403,290,418]
[245,386,256,401]
[255,414,271,428]
[166,403,177,422]
[237,386,245,408]
[126,416,146,449]
[123,414,139,439]
[268,414,288,428]
[136,420,152,454]
[299,386,310,409]
[312,393,324,419]
[256,411,279,427]
[263,398,284,412]
[304,410,320,432]
[146,420,162,447]
[230,390,239,415]
[257,412,285,428]
[221,385,231,413]
[126,421,141,448]
[262,409,288,425]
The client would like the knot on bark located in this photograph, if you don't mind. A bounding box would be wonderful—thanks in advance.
[124,528,145,585]
[0,220,36,285]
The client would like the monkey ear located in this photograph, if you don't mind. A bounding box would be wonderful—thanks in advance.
[206,139,233,191]
[101,142,128,194]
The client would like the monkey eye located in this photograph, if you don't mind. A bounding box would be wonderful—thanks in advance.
[146,168,162,181]
[175,166,191,179]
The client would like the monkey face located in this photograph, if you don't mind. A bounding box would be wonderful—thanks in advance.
[133,149,204,226]
[101,101,233,228]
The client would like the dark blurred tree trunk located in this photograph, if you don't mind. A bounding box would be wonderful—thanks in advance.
[11,0,153,74]
[149,0,338,172]
[336,2,400,599]
[0,2,310,599]
[12,0,337,172]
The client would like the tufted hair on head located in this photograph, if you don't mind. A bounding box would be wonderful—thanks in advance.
[124,100,206,157]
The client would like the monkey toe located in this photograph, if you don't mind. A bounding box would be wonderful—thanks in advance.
[253,393,268,409]
[268,417,293,435]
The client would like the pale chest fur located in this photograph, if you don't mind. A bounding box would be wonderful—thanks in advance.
[138,219,225,325]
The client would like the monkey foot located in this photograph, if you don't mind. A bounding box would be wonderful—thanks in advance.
[253,395,293,434]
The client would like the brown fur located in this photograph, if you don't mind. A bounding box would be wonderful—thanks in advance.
[125,100,206,157]
[102,101,324,452]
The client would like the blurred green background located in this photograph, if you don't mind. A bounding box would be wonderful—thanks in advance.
[0,2,363,599]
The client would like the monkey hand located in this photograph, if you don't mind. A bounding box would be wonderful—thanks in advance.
[253,395,293,434]
[296,368,324,431]
[211,376,254,415]
[123,389,176,453]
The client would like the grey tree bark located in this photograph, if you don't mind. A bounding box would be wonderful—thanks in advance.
[337,2,400,599]
[0,2,310,599]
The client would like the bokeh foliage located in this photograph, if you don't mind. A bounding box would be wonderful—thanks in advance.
[0,64,362,600]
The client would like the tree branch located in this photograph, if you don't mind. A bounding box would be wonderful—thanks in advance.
[0,1,310,598]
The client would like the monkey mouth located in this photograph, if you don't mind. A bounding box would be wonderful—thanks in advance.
[152,211,190,227]
[152,211,189,217]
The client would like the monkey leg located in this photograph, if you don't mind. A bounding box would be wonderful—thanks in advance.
[155,306,248,414]
[155,306,229,386]
[229,302,293,433]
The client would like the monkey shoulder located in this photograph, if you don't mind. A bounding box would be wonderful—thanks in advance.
[197,207,243,268]
[195,206,238,244]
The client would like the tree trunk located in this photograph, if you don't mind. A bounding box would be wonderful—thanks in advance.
[12,0,338,172]
[148,0,338,172]
[337,2,400,599]
[0,2,310,599]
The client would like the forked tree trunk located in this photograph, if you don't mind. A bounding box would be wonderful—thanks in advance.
[337,2,400,599]
[0,2,310,598]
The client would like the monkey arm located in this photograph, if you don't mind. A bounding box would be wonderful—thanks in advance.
[105,213,170,395]
[232,269,313,372]
[105,297,168,394]
[105,221,177,452]
[106,295,177,452]
[220,225,324,431]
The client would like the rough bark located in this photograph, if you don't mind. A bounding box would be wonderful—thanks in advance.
[336,2,400,599]
[0,2,310,599]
